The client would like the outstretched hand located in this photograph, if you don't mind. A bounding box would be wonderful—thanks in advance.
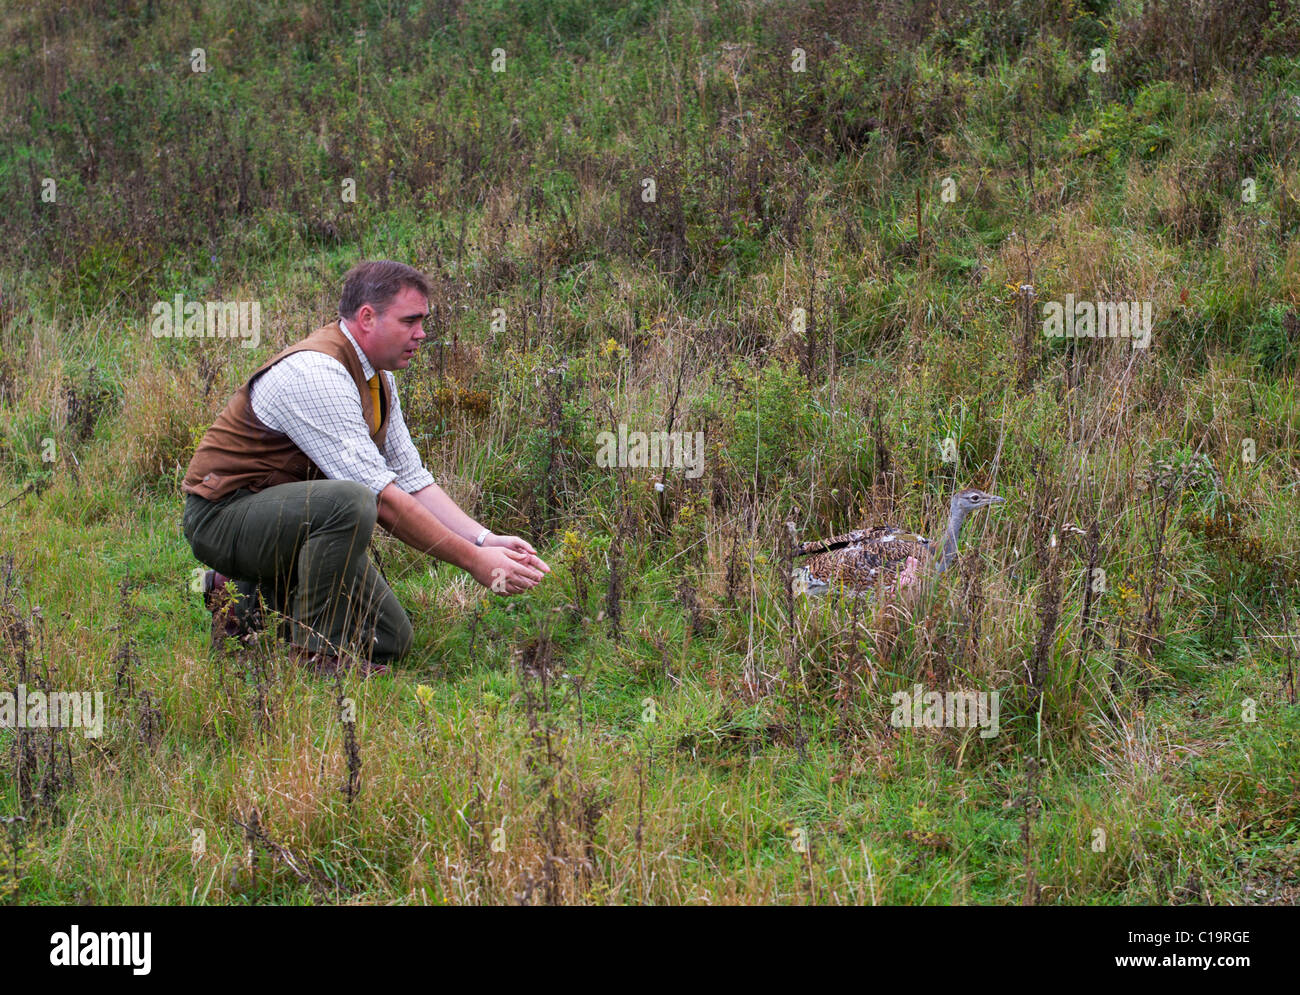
[486,534,551,577]
[470,542,550,595]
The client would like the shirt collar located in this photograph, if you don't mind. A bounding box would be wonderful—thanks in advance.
[337,317,378,380]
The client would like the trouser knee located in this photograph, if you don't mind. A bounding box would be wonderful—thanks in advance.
[322,480,377,539]
[392,613,414,661]
[374,605,413,662]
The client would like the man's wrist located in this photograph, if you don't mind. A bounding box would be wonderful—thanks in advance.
[452,537,487,573]
[475,528,491,547]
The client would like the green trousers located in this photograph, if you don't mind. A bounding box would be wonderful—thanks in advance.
[182,479,414,662]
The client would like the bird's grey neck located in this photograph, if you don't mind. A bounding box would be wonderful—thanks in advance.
[935,503,970,574]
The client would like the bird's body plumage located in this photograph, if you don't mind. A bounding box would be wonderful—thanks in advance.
[796,526,932,590]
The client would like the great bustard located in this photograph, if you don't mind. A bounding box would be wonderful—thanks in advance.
[793,489,1005,596]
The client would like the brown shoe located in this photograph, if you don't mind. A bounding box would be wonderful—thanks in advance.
[203,571,263,649]
[289,645,390,679]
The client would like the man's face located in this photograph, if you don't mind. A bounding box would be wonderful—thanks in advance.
[352,285,428,371]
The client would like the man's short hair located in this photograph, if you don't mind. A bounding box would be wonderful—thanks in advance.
[339,260,432,321]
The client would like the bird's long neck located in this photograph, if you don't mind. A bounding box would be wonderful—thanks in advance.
[935,502,969,575]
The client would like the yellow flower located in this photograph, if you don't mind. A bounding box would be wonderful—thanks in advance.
[561,530,588,564]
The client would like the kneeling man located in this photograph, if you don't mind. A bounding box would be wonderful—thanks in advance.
[181,260,548,676]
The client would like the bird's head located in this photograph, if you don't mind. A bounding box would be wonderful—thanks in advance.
[951,489,1006,515]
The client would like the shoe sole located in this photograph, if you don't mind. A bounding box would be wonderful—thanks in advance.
[204,571,265,649]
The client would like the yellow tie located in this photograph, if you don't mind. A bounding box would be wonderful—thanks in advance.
[367,374,381,432]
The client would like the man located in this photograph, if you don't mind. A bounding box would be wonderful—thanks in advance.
[181,260,549,677]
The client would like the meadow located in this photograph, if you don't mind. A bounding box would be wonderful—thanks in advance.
[0,0,1298,904]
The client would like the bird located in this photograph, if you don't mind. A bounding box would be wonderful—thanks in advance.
[792,489,1006,597]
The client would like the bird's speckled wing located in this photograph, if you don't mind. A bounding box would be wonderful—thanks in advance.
[799,529,935,589]
[796,525,901,558]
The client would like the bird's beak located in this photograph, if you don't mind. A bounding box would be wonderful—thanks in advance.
[991,496,1006,505]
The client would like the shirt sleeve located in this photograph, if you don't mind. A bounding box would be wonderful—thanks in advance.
[379,372,436,493]
[250,353,397,496]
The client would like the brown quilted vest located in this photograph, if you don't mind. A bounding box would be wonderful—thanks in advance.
[181,320,391,501]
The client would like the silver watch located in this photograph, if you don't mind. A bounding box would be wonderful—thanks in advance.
[474,529,490,547]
